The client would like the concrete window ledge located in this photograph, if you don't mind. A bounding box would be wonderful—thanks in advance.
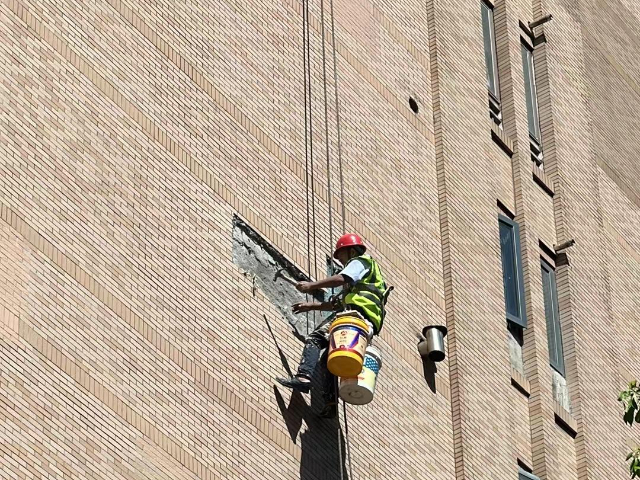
[553,400,578,437]
[491,122,514,156]
[511,369,531,397]
[532,163,555,196]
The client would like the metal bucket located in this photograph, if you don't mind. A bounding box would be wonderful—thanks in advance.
[419,325,448,362]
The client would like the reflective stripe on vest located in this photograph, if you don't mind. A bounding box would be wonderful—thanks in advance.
[343,254,386,333]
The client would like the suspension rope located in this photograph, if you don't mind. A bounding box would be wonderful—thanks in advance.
[301,0,312,336]
[304,0,319,286]
[302,1,352,478]
[318,1,345,476]
[319,0,333,251]
[343,401,355,480]
[324,2,353,478]
[334,376,345,480]
[328,0,347,234]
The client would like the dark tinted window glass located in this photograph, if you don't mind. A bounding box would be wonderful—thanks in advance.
[521,44,541,141]
[541,260,564,374]
[481,2,499,97]
[500,221,519,317]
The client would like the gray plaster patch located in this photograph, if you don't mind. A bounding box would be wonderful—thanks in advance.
[232,215,328,340]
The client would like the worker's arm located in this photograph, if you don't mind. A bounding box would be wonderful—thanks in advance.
[295,274,347,293]
[297,258,369,293]
[292,301,335,314]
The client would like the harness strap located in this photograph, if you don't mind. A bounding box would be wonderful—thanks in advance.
[351,283,384,299]
[377,285,394,332]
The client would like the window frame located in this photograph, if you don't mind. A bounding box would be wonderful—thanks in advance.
[521,42,543,165]
[541,258,565,375]
[499,215,527,327]
[481,1,502,126]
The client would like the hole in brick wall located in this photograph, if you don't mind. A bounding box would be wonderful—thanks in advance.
[231,215,325,340]
[409,97,419,113]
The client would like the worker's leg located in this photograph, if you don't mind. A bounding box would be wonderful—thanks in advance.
[276,320,330,393]
[296,321,331,379]
[318,349,338,418]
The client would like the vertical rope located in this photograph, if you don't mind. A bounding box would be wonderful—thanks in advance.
[321,3,344,477]
[343,401,355,480]
[325,3,352,478]
[303,2,351,478]
[328,0,346,234]
[319,0,333,251]
[335,376,345,480]
[301,0,312,336]
[304,0,319,285]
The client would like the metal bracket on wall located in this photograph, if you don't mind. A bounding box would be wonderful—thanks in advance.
[554,239,575,253]
[520,15,553,47]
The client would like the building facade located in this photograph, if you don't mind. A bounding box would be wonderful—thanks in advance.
[1,0,638,479]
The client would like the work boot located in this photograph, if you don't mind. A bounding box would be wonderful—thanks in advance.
[276,376,311,393]
[318,402,337,419]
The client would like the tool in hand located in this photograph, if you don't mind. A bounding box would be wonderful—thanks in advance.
[273,268,299,286]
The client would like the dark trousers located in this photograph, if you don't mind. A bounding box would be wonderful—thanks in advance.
[296,320,335,403]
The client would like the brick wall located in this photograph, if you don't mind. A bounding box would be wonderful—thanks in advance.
[0,0,638,479]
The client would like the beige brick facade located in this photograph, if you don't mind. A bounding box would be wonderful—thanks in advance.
[0,0,638,479]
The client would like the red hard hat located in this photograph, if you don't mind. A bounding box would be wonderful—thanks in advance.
[333,233,366,258]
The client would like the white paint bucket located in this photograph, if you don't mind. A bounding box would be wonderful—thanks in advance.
[339,345,382,405]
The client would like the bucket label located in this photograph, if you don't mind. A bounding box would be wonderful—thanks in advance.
[330,326,367,356]
[339,359,380,405]
[363,356,380,375]
[358,365,377,386]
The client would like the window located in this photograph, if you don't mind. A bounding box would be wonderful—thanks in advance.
[541,259,565,374]
[499,216,527,327]
[481,1,502,126]
[521,43,543,165]
[519,468,540,480]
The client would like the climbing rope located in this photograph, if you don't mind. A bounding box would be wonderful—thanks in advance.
[317,1,343,477]
[301,0,317,336]
[334,376,345,480]
[301,0,311,336]
[328,0,347,234]
[301,0,353,476]
[326,2,356,478]
[343,401,355,480]
[321,1,355,478]
[304,0,319,287]
[319,0,333,251]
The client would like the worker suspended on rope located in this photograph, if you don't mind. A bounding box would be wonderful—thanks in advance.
[276,233,393,418]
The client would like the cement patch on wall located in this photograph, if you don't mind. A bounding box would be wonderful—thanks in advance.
[231,215,327,340]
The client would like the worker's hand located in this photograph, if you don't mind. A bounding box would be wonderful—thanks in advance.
[292,302,316,314]
[295,281,314,293]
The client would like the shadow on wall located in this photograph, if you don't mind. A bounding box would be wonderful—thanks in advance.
[268,316,348,480]
[422,357,438,394]
[274,378,348,480]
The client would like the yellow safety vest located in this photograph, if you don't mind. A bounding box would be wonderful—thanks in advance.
[342,254,388,334]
